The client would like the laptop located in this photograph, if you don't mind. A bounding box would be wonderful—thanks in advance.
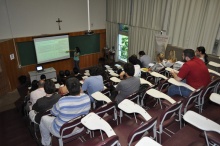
[36,65,44,72]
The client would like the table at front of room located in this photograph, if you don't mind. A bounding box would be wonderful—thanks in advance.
[28,67,57,82]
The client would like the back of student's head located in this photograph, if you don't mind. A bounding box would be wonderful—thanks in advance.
[59,70,65,77]
[44,79,56,94]
[89,67,99,76]
[139,51,145,56]
[156,53,165,63]
[73,67,79,75]
[65,70,70,77]
[30,80,38,92]
[18,75,27,85]
[183,49,195,59]
[123,63,134,76]
[38,80,45,88]
[197,46,208,64]
[65,77,80,95]
[128,56,137,65]
[40,74,46,80]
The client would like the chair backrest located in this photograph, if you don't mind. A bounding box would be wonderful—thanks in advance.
[200,78,220,104]
[94,102,117,122]
[127,117,157,146]
[183,86,203,113]
[95,135,120,146]
[60,115,86,143]
[126,92,140,105]
[157,78,170,93]
[159,100,183,125]
[101,88,111,97]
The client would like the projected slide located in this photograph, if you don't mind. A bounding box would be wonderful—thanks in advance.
[34,35,70,64]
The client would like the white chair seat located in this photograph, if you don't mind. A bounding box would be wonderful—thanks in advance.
[110,77,121,83]
[209,61,220,68]
[135,137,161,146]
[81,112,116,137]
[208,69,220,76]
[118,99,152,121]
[149,72,168,80]
[183,110,220,134]
[140,78,153,86]
[165,67,179,73]
[109,72,119,77]
[91,91,112,103]
[168,78,195,91]
[210,93,220,105]
[146,88,176,104]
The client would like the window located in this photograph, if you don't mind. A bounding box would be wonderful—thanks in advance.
[118,24,129,62]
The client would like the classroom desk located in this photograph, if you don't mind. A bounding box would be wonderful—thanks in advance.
[135,137,161,146]
[140,78,153,86]
[149,71,168,80]
[91,91,112,103]
[81,112,116,138]
[210,93,220,105]
[110,77,121,83]
[168,78,195,91]
[28,67,56,82]
[165,67,179,73]
[118,99,152,122]
[183,110,220,145]
[146,89,176,104]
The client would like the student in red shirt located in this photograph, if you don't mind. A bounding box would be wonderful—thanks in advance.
[168,49,211,97]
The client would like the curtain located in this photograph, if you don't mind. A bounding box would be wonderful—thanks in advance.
[166,0,220,54]
[128,27,158,59]
[106,0,131,24]
[131,0,167,30]
[106,21,119,61]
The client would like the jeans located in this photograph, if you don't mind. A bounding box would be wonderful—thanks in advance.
[74,60,80,71]
[167,85,192,98]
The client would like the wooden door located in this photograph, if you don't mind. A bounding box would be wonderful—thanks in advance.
[0,55,10,96]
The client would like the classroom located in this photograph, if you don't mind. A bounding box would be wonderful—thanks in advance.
[0,0,220,145]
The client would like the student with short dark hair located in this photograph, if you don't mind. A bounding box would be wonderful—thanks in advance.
[82,67,104,102]
[113,63,140,104]
[168,49,211,97]
[39,77,90,146]
[139,51,152,68]
[40,74,46,80]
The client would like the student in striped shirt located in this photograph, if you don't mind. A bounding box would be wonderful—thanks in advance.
[39,77,91,146]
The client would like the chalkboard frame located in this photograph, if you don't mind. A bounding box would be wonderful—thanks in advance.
[16,34,100,66]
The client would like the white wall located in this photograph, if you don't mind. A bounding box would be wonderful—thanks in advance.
[0,0,106,39]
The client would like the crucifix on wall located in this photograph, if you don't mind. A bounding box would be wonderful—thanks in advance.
[56,18,62,30]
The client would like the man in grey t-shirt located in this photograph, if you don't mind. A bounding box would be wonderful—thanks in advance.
[115,63,140,104]
[139,51,152,68]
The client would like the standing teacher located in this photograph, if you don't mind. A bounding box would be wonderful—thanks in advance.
[74,47,80,71]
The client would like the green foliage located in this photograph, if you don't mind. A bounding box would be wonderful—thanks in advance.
[120,36,128,59]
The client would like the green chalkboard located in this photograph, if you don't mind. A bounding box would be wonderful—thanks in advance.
[69,34,100,57]
[17,41,37,66]
[16,34,100,66]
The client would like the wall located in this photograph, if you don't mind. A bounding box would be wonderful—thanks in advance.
[0,0,106,39]
[0,29,106,91]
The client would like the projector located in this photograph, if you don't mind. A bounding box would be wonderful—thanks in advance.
[85,30,94,35]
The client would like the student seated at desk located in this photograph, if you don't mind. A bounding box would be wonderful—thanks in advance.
[111,63,140,104]
[72,67,83,81]
[82,67,104,102]
[29,80,46,110]
[39,77,90,146]
[162,50,177,67]
[29,80,61,124]
[150,53,165,72]
[168,49,211,97]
